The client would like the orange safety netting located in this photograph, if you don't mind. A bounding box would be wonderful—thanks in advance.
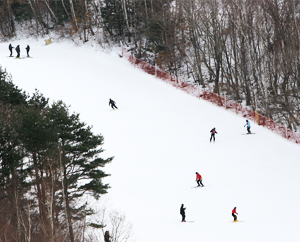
[122,47,300,144]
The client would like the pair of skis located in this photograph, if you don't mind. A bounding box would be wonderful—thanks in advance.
[7,56,33,59]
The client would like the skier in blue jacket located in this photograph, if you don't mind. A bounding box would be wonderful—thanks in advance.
[244,120,251,134]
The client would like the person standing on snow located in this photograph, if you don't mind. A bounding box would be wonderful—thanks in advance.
[180,204,186,222]
[9,44,14,57]
[244,119,251,134]
[232,207,238,222]
[15,45,20,58]
[25,45,30,57]
[195,172,204,187]
[109,98,118,110]
[210,127,218,142]
[104,231,111,242]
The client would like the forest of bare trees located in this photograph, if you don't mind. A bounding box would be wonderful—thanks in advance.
[0,1,299,127]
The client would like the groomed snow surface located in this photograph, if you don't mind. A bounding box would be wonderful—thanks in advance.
[1,39,300,242]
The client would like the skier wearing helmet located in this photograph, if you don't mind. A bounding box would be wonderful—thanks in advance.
[244,120,251,134]
[9,44,14,57]
[210,127,217,142]
[180,204,186,222]
[232,207,238,222]
[195,172,204,187]
[109,98,118,110]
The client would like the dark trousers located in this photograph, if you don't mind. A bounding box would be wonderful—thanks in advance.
[16,52,20,58]
[181,214,185,222]
[232,213,237,221]
[197,180,204,187]
[9,50,13,56]
[110,104,117,109]
[247,127,251,133]
[210,133,215,142]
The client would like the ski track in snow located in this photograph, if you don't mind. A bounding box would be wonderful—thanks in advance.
[1,39,300,242]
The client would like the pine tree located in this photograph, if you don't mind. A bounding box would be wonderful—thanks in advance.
[49,101,113,242]
[0,66,30,241]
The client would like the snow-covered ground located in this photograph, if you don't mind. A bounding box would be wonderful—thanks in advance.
[1,39,300,242]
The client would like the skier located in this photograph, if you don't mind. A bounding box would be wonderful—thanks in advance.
[109,98,118,110]
[244,119,251,134]
[180,204,186,222]
[210,127,217,142]
[195,172,204,187]
[232,207,238,222]
[25,45,30,57]
[104,231,111,242]
[9,44,14,57]
[15,45,20,58]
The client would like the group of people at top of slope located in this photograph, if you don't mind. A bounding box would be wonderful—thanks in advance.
[209,119,251,142]
[9,43,30,58]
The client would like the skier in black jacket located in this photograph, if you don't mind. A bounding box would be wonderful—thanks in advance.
[25,45,30,57]
[9,44,14,57]
[104,231,111,242]
[15,45,20,58]
[210,127,218,142]
[180,204,186,222]
[109,98,118,109]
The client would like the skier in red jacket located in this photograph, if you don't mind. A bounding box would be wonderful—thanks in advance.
[195,172,204,187]
[232,207,238,222]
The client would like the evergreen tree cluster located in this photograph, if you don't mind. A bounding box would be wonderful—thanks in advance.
[0,66,112,242]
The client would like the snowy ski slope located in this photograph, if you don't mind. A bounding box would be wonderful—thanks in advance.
[0,39,300,242]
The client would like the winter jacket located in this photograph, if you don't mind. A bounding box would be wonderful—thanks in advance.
[232,208,237,215]
[104,231,110,242]
[15,45,20,53]
[245,121,250,127]
[196,173,202,181]
[180,205,185,215]
[210,128,217,134]
[109,99,115,105]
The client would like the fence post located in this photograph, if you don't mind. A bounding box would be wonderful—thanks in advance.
[235,103,237,115]
[255,110,259,125]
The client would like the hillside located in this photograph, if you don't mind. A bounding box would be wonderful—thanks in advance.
[0,40,300,242]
